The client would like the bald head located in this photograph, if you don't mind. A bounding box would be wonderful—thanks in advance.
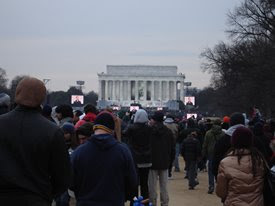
[15,77,46,107]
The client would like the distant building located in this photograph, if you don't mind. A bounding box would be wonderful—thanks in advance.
[97,65,185,108]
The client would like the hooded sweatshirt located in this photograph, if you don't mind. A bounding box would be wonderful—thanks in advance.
[71,134,137,206]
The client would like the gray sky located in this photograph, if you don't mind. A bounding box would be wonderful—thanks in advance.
[0,0,241,92]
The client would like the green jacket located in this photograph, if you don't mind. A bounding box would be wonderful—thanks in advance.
[202,125,224,158]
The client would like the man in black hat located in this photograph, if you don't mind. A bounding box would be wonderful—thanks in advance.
[148,111,174,206]
[71,111,137,206]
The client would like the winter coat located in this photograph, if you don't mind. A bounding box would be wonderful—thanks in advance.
[202,125,224,158]
[124,123,152,166]
[212,124,244,177]
[0,105,71,204]
[150,122,175,170]
[216,150,265,206]
[181,136,201,161]
[164,119,178,143]
[71,133,137,206]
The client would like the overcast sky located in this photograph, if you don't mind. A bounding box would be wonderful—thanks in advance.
[0,0,241,92]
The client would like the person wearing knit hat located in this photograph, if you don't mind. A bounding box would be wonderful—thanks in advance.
[71,111,137,205]
[216,126,265,206]
[223,116,230,124]
[0,77,71,205]
[124,109,152,204]
[93,111,115,134]
[148,110,174,206]
[76,122,94,145]
[0,92,10,115]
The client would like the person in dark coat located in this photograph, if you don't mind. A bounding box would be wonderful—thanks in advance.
[71,112,137,206]
[0,77,71,206]
[148,111,174,206]
[124,109,152,205]
[181,132,201,190]
[212,112,245,178]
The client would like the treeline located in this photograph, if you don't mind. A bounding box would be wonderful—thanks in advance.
[198,0,275,118]
[0,72,98,107]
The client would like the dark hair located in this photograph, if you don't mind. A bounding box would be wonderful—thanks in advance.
[227,147,263,177]
[221,122,229,130]
[74,110,83,117]
[55,104,73,118]
[230,112,245,126]
[84,104,97,114]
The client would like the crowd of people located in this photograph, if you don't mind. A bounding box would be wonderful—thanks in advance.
[0,76,275,206]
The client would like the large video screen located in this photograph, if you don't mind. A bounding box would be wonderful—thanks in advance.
[184,96,195,106]
[71,95,84,105]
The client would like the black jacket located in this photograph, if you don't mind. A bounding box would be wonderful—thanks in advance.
[150,122,175,170]
[124,123,152,165]
[181,136,201,161]
[0,105,71,203]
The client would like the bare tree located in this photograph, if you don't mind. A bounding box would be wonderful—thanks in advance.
[227,0,275,42]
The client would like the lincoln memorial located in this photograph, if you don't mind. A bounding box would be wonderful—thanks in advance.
[97,65,185,108]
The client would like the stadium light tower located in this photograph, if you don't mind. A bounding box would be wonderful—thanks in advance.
[76,80,85,92]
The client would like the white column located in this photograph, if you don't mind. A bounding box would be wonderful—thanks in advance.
[98,80,102,100]
[180,81,184,101]
[151,81,155,101]
[112,80,116,100]
[166,81,169,101]
[120,80,123,101]
[135,80,139,101]
[105,80,109,100]
[128,81,131,100]
[159,81,162,101]
[174,81,177,100]
[144,81,147,101]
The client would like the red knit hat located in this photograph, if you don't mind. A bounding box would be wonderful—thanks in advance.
[231,126,253,148]
[223,116,230,123]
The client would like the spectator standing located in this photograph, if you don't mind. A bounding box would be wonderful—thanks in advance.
[55,104,74,127]
[148,111,174,206]
[181,132,201,190]
[124,109,152,205]
[71,112,137,206]
[0,77,71,206]
[202,119,224,194]
[164,114,178,178]
[212,112,245,178]
[74,104,97,129]
[216,127,265,206]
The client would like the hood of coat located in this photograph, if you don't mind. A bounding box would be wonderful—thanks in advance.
[90,133,118,150]
[164,117,174,124]
[225,124,245,137]
[211,124,223,135]
[134,109,148,123]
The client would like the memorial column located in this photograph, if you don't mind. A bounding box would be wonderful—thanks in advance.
[144,81,147,101]
[98,80,102,100]
[151,80,155,101]
[112,80,116,100]
[159,81,162,101]
[120,80,123,101]
[166,81,169,101]
[128,80,131,100]
[180,81,184,101]
[105,80,109,100]
[174,81,177,100]
[135,80,139,101]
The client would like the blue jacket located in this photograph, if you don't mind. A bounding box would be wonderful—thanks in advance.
[71,134,137,206]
